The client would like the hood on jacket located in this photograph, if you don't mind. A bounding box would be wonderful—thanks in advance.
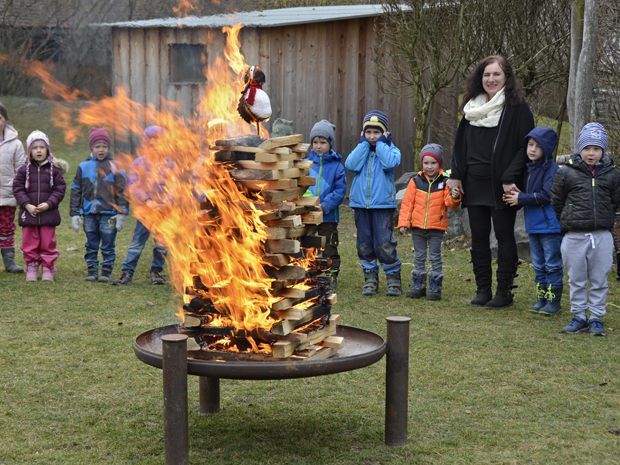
[525,126,558,161]
[308,149,342,162]
[0,124,19,145]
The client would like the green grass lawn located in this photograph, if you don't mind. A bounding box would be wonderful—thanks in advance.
[0,96,618,465]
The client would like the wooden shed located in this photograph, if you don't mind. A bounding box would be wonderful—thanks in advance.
[101,4,420,172]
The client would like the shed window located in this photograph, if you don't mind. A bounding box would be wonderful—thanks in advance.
[169,43,206,83]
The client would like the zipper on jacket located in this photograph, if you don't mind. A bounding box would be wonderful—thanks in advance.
[37,165,41,225]
[592,177,597,228]
[423,175,437,229]
[365,151,374,208]
[317,155,323,197]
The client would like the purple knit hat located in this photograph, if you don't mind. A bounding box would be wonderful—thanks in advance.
[144,125,164,139]
[25,130,55,189]
[88,127,111,149]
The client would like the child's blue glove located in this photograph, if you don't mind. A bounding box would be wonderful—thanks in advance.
[377,132,392,146]
[71,215,81,232]
[359,134,368,144]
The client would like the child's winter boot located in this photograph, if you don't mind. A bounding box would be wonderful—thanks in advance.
[385,271,402,297]
[539,284,562,315]
[362,269,379,296]
[406,271,426,298]
[41,267,54,282]
[426,273,443,300]
[2,247,24,273]
[26,263,38,282]
[529,282,547,313]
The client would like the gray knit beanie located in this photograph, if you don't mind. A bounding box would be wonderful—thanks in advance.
[309,119,336,148]
[419,143,445,166]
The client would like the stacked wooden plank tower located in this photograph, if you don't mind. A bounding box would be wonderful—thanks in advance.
[179,134,343,360]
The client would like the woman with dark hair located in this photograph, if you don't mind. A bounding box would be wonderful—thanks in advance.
[0,101,26,272]
[447,55,534,307]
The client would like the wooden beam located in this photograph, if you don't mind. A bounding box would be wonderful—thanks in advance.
[237,160,294,170]
[295,196,320,207]
[237,179,298,191]
[270,265,306,281]
[262,189,300,203]
[258,134,304,151]
[297,176,316,187]
[255,152,300,163]
[272,340,295,358]
[266,227,287,240]
[301,211,323,225]
[265,239,301,254]
[263,253,289,267]
[274,215,302,228]
[291,143,310,153]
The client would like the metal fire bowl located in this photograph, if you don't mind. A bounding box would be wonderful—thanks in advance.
[134,324,386,380]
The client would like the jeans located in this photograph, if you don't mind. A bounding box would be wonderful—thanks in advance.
[529,233,563,287]
[83,214,117,272]
[353,208,401,274]
[412,228,444,278]
[121,220,166,274]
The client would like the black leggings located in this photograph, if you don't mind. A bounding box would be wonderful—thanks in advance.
[467,206,518,290]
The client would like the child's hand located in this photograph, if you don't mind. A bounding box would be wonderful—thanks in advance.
[115,214,127,231]
[503,191,519,206]
[25,204,38,216]
[35,202,49,213]
[451,188,461,199]
[377,132,392,146]
[399,227,409,235]
[71,215,82,232]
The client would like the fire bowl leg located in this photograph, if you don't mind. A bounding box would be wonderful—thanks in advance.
[199,376,220,415]
[162,334,189,465]
[385,316,411,447]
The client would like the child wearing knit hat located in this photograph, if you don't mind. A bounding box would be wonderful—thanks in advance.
[397,143,461,300]
[551,122,620,336]
[345,110,403,296]
[306,119,346,290]
[70,127,129,282]
[12,130,67,281]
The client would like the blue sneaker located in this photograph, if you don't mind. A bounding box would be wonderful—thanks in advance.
[588,320,606,337]
[561,318,588,334]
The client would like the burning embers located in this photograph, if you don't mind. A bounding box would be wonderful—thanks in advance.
[178,134,343,359]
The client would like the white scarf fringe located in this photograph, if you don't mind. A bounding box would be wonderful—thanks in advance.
[463,87,505,128]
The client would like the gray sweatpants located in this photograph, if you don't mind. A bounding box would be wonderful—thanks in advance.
[561,230,614,320]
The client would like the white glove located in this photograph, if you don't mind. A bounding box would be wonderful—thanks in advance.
[115,214,126,231]
[71,215,81,232]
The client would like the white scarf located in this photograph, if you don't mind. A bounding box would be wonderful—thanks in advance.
[463,87,505,127]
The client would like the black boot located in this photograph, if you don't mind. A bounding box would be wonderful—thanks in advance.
[1,247,24,273]
[362,269,379,296]
[470,249,492,306]
[486,289,514,308]
[406,271,426,298]
[426,273,443,301]
[385,271,402,297]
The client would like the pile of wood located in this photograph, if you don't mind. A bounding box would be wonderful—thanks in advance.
[180,134,343,360]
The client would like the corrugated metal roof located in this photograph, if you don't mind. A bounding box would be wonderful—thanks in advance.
[94,4,405,29]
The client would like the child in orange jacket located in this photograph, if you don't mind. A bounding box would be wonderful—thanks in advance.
[398,144,461,300]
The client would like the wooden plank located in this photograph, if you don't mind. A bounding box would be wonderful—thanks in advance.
[327,293,337,305]
[270,318,296,336]
[115,29,131,150]
[211,145,262,153]
[274,215,302,228]
[298,176,316,187]
[292,143,310,153]
[296,324,338,350]
[294,159,313,170]
[272,340,295,358]
[266,227,287,240]
[322,335,344,350]
[290,346,334,361]
[270,265,306,281]
[145,28,160,111]
[129,28,146,134]
[258,134,304,151]
[237,179,298,191]
[237,160,294,170]
[265,239,300,254]
[275,287,307,299]
[301,211,323,225]
[295,196,320,207]
[231,168,301,180]
[263,253,289,267]
[262,189,300,203]
[285,226,306,238]
[255,151,300,163]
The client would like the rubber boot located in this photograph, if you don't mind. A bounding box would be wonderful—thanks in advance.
[529,282,547,313]
[539,285,562,315]
[362,269,379,296]
[470,249,492,305]
[25,263,38,282]
[426,273,443,301]
[1,247,24,273]
[385,271,402,297]
[406,271,426,298]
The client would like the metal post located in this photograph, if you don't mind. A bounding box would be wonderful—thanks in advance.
[199,376,220,414]
[384,316,411,446]
[162,334,189,465]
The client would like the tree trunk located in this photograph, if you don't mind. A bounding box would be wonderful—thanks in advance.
[572,0,599,148]
[567,0,584,136]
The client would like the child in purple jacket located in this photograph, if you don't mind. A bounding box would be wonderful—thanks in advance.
[12,130,67,281]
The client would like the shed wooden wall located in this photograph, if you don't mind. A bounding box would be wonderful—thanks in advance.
[111,18,418,173]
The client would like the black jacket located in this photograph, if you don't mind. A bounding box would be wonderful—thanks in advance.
[451,101,534,208]
[551,154,620,232]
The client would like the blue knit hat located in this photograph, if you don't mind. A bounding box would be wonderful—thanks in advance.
[577,122,608,154]
[362,110,388,134]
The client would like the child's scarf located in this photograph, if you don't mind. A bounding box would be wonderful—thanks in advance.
[463,87,505,128]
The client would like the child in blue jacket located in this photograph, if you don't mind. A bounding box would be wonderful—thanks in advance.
[306,120,346,289]
[504,126,562,314]
[345,110,402,296]
[70,127,128,282]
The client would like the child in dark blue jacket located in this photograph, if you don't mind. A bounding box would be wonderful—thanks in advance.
[306,120,346,289]
[345,110,402,296]
[503,126,562,315]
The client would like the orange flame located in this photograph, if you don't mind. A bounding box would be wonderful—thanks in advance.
[172,0,197,17]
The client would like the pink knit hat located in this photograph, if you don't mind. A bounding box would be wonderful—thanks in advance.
[88,127,111,148]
